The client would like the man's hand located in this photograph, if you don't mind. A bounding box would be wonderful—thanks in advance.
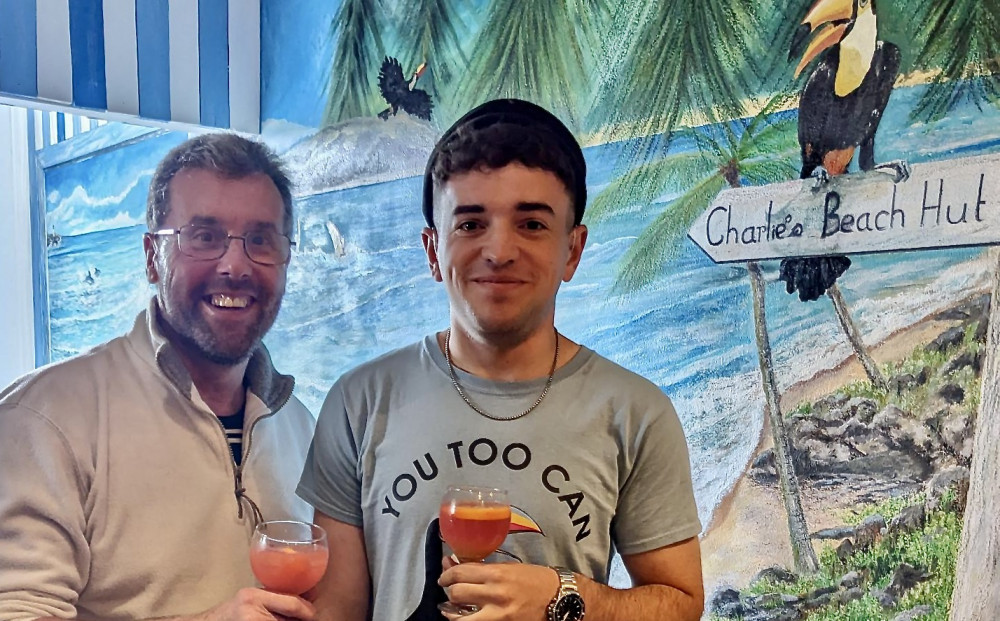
[438,559,558,621]
[193,587,316,621]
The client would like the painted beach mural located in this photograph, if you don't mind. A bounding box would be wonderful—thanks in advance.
[39,0,1000,618]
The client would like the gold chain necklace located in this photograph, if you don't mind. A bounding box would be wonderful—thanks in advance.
[444,328,559,422]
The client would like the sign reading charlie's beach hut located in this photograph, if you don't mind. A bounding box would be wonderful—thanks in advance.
[688,152,1000,263]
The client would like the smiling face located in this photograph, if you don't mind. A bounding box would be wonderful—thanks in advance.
[144,168,288,366]
[422,163,587,347]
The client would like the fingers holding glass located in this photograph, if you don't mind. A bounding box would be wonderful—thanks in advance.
[437,486,510,615]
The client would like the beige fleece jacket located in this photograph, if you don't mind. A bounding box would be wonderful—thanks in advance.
[0,301,316,621]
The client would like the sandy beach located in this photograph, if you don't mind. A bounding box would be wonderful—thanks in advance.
[699,302,979,595]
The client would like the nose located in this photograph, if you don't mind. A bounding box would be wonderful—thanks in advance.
[481,223,518,266]
[216,236,253,280]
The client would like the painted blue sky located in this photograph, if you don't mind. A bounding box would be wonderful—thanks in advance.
[260,0,490,129]
[260,0,338,128]
[44,130,187,237]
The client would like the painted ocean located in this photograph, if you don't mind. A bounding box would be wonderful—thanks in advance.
[46,85,1000,557]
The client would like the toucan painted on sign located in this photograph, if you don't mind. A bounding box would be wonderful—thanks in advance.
[780,0,909,302]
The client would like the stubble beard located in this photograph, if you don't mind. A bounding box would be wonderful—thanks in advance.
[159,286,282,366]
[463,300,554,351]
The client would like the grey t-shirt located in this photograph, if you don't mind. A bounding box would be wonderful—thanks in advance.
[297,335,701,620]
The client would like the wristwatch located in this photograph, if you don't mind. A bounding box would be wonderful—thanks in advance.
[547,566,586,621]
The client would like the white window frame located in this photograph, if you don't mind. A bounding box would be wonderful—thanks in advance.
[0,105,37,387]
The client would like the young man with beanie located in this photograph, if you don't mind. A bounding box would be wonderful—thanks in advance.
[299,99,703,620]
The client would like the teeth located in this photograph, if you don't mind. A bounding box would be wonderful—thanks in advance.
[211,294,249,308]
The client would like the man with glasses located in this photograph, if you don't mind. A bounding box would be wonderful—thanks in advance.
[0,134,316,621]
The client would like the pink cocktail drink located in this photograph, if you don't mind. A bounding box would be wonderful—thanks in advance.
[250,543,328,594]
[250,520,329,595]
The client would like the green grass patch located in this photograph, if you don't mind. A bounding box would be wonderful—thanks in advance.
[728,491,960,621]
[836,493,924,527]
[839,380,888,408]
[793,401,814,417]
[791,320,983,421]
[728,321,975,620]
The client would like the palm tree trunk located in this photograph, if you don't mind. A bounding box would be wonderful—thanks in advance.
[826,283,889,391]
[950,249,1000,620]
[747,261,820,574]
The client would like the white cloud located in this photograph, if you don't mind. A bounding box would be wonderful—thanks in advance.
[48,170,154,235]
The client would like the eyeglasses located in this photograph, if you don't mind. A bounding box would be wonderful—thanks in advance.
[152,224,295,266]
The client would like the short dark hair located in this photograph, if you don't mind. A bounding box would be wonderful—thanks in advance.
[423,99,587,228]
[146,133,294,235]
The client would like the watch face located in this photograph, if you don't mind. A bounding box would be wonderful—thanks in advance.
[553,593,585,620]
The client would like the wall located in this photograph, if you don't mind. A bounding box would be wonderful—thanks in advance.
[0,0,260,132]
[16,0,1000,618]
[0,105,36,387]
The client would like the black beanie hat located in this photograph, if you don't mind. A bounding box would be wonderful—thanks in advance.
[421,99,587,228]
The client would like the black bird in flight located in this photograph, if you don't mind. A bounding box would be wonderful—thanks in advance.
[378,56,433,122]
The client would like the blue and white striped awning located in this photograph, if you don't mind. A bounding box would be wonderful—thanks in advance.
[0,0,260,133]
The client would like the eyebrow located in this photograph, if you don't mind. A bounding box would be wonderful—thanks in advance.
[186,216,279,231]
[187,216,221,226]
[451,202,556,217]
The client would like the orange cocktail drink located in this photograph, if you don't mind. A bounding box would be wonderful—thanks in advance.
[440,502,512,562]
[437,486,510,615]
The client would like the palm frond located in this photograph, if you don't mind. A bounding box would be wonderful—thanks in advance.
[590,0,659,102]
[693,129,729,161]
[738,91,798,153]
[452,0,588,131]
[742,115,799,160]
[589,0,762,152]
[740,158,799,186]
[566,0,615,85]
[323,0,387,125]
[907,0,1000,122]
[392,0,472,125]
[614,174,727,292]
[748,0,816,93]
[587,151,720,223]
[583,0,766,215]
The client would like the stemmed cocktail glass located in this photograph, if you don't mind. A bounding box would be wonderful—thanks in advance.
[438,486,511,615]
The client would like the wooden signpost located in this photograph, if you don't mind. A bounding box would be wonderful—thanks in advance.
[689,151,1000,620]
[688,152,1000,262]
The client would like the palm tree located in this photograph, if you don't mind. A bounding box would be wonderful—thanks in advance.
[452,0,613,132]
[826,283,889,390]
[322,0,387,126]
[903,3,1000,616]
[588,98,821,574]
[390,0,473,126]
[951,251,1000,621]
[905,0,1000,123]
[589,0,762,165]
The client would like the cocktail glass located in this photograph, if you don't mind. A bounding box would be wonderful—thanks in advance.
[249,520,329,595]
[438,486,511,615]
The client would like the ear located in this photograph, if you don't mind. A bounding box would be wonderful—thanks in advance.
[143,233,160,284]
[562,224,588,282]
[421,227,443,282]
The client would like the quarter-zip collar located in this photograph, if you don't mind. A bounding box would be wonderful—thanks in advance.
[129,297,298,527]
[136,297,296,415]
